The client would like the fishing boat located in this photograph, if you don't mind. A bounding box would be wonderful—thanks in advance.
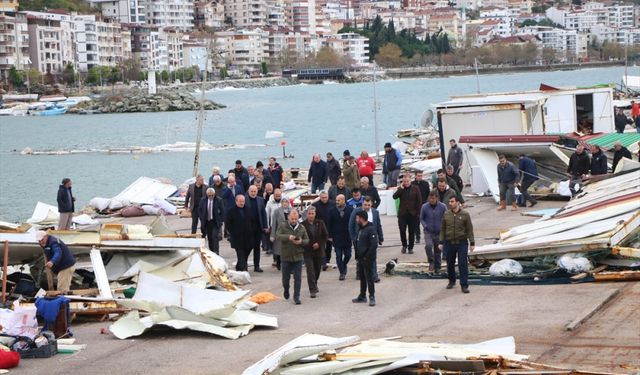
[32,105,67,116]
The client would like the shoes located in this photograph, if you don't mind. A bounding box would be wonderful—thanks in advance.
[254,268,264,273]
[529,201,538,207]
[352,296,367,303]
[322,265,328,271]
[401,246,407,254]
[294,299,301,305]
[428,265,435,272]
[517,203,526,207]
[497,201,506,211]
[461,286,470,294]
[310,292,317,298]
[446,283,455,289]
[339,274,345,281]
[271,262,277,267]
[369,297,376,307]
[283,290,290,300]
[266,250,273,255]
[510,203,518,211]
[374,278,381,283]
[408,248,414,254]
[416,237,420,244]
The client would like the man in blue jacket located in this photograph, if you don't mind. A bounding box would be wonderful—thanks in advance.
[308,154,328,193]
[497,155,520,211]
[349,197,383,282]
[57,178,75,230]
[327,194,354,280]
[420,191,447,272]
[382,142,402,187]
[37,231,76,291]
[517,154,539,208]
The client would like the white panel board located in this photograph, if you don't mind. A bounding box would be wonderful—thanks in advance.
[470,149,500,203]
[592,91,614,133]
[544,94,575,133]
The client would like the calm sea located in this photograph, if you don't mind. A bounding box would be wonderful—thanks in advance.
[0,66,631,221]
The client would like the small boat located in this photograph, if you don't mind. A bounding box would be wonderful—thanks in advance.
[32,106,67,116]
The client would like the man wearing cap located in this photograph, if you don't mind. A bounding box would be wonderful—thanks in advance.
[57,178,75,230]
[383,142,402,187]
[198,188,224,254]
[352,210,378,307]
[37,231,76,292]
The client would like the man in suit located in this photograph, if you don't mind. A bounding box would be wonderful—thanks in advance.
[349,197,384,282]
[198,188,224,254]
[327,194,354,280]
[225,195,253,271]
[185,175,208,234]
[245,185,268,272]
[222,176,245,213]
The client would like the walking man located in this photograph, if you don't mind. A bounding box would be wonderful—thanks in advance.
[245,185,268,272]
[393,174,422,254]
[308,153,328,193]
[37,231,76,292]
[349,197,383,282]
[185,175,208,234]
[225,195,253,271]
[567,145,590,197]
[198,188,224,254]
[497,155,519,211]
[268,157,284,189]
[328,176,351,201]
[439,196,475,294]
[302,207,328,298]
[447,139,464,175]
[360,177,381,208]
[382,142,402,187]
[312,191,334,270]
[222,176,245,213]
[352,211,378,307]
[327,194,354,281]
[412,171,430,244]
[347,188,364,208]
[326,152,342,186]
[57,178,75,230]
[276,210,308,305]
[420,191,447,272]
[343,156,361,190]
[517,154,538,208]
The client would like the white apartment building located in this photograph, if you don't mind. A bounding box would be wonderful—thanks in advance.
[215,28,268,71]
[141,0,195,31]
[160,28,184,71]
[72,14,99,72]
[224,0,268,28]
[288,0,317,35]
[590,24,640,45]
[518,26,587,59]
[0,12,31,79]
[322,32,369,66]
[267,0,287,27]
[479,7,513,37]
[89,0,145,24]
[126,24,162,71]
[194,1,224,29]
[545,7,595,33]
[377,11,417,31]
[607,4,635,29]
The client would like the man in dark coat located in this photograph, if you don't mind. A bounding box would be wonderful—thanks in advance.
[256,161,273,187]
[198,188,224,254]
[301,207,328,298]
[439,196,474,294]
[311,191,335,270]
[612,141,632,172]
[352,211,378,307]
[57,178,75,230]
[517,154,539,207]
[349,197,384,283]
[308,154,328,193]
[185,175,209,234]
[232,160,251,191]
[411,171,430,244]
[225,195,253,271]
[359,177,381,208]
[382,142,402,187]
[221,176,245,213]
[614,108,632,133]
[447,139,464,175]
[268,157,284,189]
[567,145,590,197]
[393,174,422,254]
[245,185,268,272]
[326,152,342,186]
[327,194,354,280]
[328,176,351,201]
[590,145,608,175]
[496,155,519,211]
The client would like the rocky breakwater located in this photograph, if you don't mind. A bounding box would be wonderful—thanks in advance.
[68,91,225,114]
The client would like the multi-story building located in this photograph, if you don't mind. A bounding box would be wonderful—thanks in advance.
[121,28,132,61]
[377,10,417,30]
[479,7,513,37]
[545,7,596,33]
[125,23,162,70]
[287,0,317,35]
[322,32,369,66]
[224,0,268,28]
[72,14,99,72]
[0,12,30,80]
[266,0,287,27]
[0,0,18,12]
[96,19,125,66]
[607,4,635,29]
[25,12,74,73]
[141,0,195,31]
[194,1,225,29]
[88,0,146,24]
[427,11,460,40]
[215,28,267,71]
[590,24,640,45]
[518,26,587,59]
[161,28,184,70]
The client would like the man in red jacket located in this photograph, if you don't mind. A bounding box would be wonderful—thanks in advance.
[357,150,376,185]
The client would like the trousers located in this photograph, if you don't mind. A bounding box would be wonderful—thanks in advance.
[424,232,442,270]
[520,179,537,205]
[247,230,262,269]
[190,210,200,234]
[203,222,220,254]
[281,260,302,300]
[384,169,400,187]
[58,212,73,231]
[499,182,516,205]
[444,241,469,287]
[398,214,417,249]
[235,245,252,271]
[323,240,333,266]
[56,264,76,291]
[304,256,322,293]
[334,246,352,276]
[357,259,375,298]
[569,175,583,197]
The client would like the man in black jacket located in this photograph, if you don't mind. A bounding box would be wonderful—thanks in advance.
[567,145,590,197]
[198,188,224,254]
[326,152,342,186]
[352,211,378,307]
[232,160,251,191]
[327,194,354,280]
[185,175,209,234]
[57,178,75,230]
[225,195,254,271]
[308,154,328,193]
[411,171,430,244]
[312,191,335,270]
[245,185,268,272]
[590,145,608,175]
[359,177,381,208]
[612,142,632,172]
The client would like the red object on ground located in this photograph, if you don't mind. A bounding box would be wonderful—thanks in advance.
[0,349,20,369]
[100,328,108,334]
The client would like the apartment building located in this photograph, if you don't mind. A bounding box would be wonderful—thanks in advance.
[194,1,225,29]
[25,12,74,73]
[125,23,162,70]
[89,0,146,24]
[96,19,126,66]
[0,0,18,12]
[518,26,587,59]
[73,14,99,72]
[0,12,30,79]
[141,0,195,31]
[215,28,267,71]
[322,32,369,66]
[287,0,317,35]
[590,24,640,45]
[224,0,268,28]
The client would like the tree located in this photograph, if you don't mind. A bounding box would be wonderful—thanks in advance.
[522,43,539,64]
[62,63,75,85]
[313,46,343,68]
[385,20,396,43]
[261,61,268,75]
[160,70,169,83]
[375,43,403,68]
[8,67,23,87]
[542,47,558,63]
[26,69,41,84]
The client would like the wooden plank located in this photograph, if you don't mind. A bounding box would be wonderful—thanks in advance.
[611,246,640,258]
[565,288,620,331]
[90,248,113,299]
[593,270,640,282]
[570,265,608,281]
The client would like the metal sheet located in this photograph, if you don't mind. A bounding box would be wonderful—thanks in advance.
[469,148,500,202]
[112,176,177,205]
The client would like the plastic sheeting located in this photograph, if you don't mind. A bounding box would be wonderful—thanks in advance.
[26,202,59,225]
[113,177,177,205]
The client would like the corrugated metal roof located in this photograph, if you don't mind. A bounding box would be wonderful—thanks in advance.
[587,133,640,148]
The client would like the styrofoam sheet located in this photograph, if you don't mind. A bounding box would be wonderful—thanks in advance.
[113,176,177,205]
[26,201,59,224]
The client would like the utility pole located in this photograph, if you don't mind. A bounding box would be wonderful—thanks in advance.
[192,44,210,177]
[372,63,379,161]
[474,58,480,94]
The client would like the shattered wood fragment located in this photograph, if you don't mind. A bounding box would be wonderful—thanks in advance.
[611,246,640,259]
[593,270,640,282]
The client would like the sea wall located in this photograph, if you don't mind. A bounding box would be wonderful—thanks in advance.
[68,91,225,114]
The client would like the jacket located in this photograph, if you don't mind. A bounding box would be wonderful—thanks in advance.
[450,174,463,192]
[342,163,360,189]
[392,184,422,216]
[225,205,254,250]
[383,148,402,173]
[57,185,74,213]
[328,185,352,201]
[42,235,76,274]
[259,168,273,186]
[270,206,291,256]
[208,174,224,187]
[349,207,383,243]
[198,196,224,228]
[518,156,539,183]
[590,151,608,175]
[567,151,590,176]
[412,180,430,203]
[497,161,519,184]
[326,158,342,186]
[447,145,463,169]
[221,184,245,212]
[420,201,447,235]
[302,220,329,258]
[233,167,251,191]
[612,147,632,172]
[244,195,268,230]
[357,156,376,177]
[355,223,378,261]
[275,222,309,262]
[347,196,364,208]
[268,163,284,188]
[440,208,475,246]
[614,113,631,132]
[361,186,381,208]
[265,195,286,227]
[436,187,456,204]
[211,181,226,200]
[311,200,334,224]
[434,175,464,203]
[308,160,328,187]
[185,183,209,211]
[327,205,354,248]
